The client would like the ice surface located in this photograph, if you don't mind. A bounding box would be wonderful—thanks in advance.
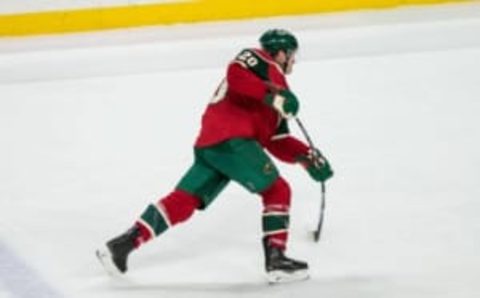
[1,3,480,298]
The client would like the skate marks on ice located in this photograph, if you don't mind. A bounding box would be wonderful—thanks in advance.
[0,240,63,298]
[90,273,397,298]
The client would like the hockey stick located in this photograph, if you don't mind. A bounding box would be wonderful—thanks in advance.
[314,183,326,242]
[295,117,327,242]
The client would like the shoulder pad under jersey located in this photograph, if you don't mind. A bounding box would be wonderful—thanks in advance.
[233,49,271,80]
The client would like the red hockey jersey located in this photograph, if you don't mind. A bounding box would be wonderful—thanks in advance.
[194,48,308,163]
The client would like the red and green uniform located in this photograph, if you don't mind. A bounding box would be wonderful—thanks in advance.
[134,49,309,250]
[196,48,289,147]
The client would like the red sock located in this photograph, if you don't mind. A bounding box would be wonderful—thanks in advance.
[133,189,201,248]
[261,177,291,251]
[161,189,201,225]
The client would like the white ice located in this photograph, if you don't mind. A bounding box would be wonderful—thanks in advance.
[1,3,480,298]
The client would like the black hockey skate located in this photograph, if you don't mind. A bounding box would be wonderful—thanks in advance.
[96,226,139,275]
[263,238,309,284]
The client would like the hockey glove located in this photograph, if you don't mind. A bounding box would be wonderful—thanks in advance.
[265,90,299,119]
[297,149,334,182]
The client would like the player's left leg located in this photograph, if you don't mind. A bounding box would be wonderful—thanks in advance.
[96,154,229,275]
[133,157,230,248]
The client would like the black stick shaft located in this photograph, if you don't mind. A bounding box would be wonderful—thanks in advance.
[295,118,316,152]
[295,118,327,242]
[313,182,326,242]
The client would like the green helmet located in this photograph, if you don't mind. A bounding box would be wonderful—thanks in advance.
[259,29,298,55]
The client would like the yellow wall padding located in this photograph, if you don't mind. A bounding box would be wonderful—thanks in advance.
[0,0,473,37]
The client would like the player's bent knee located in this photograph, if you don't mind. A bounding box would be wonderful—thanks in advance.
[160,190,201,225]
[261,177,291,208]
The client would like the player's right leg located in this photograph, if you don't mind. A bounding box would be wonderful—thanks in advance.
[197,139,309,283]
[259,177,308,283]
[96,155,229,275]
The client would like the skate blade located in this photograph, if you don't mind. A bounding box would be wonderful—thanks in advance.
[95,245,123,277]
[266,269,310,284]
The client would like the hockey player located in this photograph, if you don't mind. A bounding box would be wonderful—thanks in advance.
[96,29,333,283]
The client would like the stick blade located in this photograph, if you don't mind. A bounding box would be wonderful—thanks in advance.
[312,230,320,242]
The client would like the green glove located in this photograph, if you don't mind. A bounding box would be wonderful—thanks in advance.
[264,89,299,119]
[297,149,334,182]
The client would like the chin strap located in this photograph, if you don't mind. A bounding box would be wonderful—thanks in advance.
[283,50,296,73]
